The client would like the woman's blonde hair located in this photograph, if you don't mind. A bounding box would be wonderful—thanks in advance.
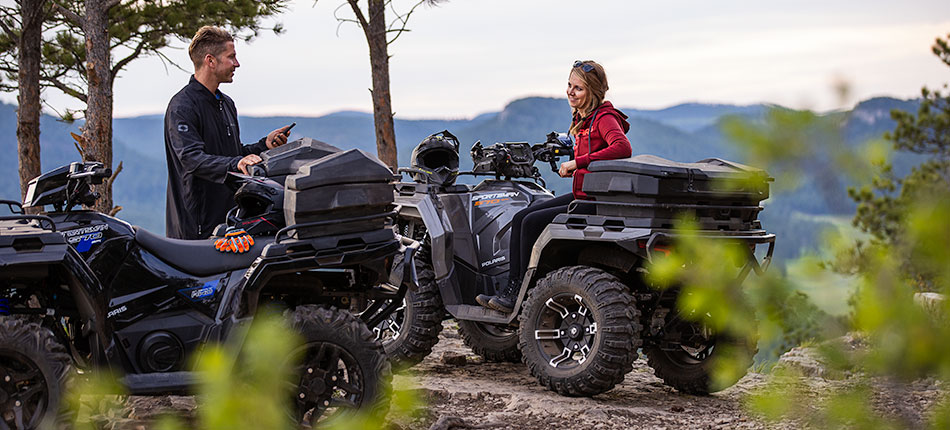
[569,60,608,136]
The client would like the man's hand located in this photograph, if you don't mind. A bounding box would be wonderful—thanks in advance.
[265,125,292,149]
[237,154,262,175]
[558,160,577,178]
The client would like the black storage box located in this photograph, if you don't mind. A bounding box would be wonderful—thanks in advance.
[260,137,342,184]
[581,155,772,231]
[284,149,396,238]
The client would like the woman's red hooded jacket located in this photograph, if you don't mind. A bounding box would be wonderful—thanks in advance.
[570,101,632,199]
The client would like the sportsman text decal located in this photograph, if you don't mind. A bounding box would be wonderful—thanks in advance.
[472,191,519,207]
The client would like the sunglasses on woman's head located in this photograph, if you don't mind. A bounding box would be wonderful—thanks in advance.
[573,61,594,73]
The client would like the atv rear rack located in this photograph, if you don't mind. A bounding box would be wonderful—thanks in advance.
[644,230,776,283]
[274,210,396,244]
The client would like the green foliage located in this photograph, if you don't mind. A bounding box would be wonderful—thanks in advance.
[39,0,289,105]
[849,33,950,290]
[715,31,950,430]
[0,0,289,110]
[64,370,127,430]
[646,220,765,383]
[62,312,422,428]
[192,315,301,429]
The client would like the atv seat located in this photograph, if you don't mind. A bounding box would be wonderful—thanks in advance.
[133,227,273,277]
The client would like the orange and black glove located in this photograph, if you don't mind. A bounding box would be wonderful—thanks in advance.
[214,228,255,253]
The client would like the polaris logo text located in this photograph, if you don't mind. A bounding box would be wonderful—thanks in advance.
[107,305,127,319]
[481,256,506,267]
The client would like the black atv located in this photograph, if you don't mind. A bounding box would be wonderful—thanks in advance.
[0,142,418,428]
[386,131,775,397]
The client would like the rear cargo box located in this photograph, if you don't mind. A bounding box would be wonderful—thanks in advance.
[581,155,772,231]
[260,137,342,183]
[284,149,396,238]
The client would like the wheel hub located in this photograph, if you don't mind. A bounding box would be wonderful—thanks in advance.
[0,352,49,429]
[533,294,599,369]
[567,324,584,341]
[292,342,365,424]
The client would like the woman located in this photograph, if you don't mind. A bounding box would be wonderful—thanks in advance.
[477,60,632,313]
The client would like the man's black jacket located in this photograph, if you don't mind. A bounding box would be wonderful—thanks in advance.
[164,76,267,239]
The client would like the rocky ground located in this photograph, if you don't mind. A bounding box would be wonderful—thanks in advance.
[85,323,944,429]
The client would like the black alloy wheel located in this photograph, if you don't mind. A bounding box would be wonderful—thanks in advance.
[289,306,390,425]
[644,308,757,395]
[0,318,71,430]
[518,266,641,397]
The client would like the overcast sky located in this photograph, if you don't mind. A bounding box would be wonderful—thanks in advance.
[3,0,949,119]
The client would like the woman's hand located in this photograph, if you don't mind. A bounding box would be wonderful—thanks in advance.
[558,160,577,177]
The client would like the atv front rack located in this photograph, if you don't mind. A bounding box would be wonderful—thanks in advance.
[1,200,24,214]
[0,215,57,232]
[0,199,58,231]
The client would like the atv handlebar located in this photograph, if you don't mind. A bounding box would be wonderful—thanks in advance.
[67,163,111,184]
[397,167,429,178]
[532,132,574,172]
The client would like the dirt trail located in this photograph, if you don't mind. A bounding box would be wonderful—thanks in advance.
[390,322,775,430]
[91,323,941,429]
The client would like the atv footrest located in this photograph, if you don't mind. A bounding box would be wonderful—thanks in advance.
[119,371,198,394]
[446,304,509,324]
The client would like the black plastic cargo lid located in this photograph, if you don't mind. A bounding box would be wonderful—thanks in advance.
[261,137,342,177]
[587,155,770,180]
[286,149,396,190]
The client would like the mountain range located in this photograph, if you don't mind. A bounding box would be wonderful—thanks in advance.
[0,96,921,266]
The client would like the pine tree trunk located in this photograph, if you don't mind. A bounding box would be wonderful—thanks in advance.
[16,0,45,211]
[82,0,115,213]
[366,0,397,170]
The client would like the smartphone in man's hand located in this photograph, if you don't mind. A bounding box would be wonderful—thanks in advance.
[283,122,296,136]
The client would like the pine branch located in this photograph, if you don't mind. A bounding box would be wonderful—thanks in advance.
[0,16,18,42]
[52,2,82,26]
[44,75,87,103]
[112,37,147,76]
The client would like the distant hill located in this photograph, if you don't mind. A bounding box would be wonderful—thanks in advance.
[0,95,920,264]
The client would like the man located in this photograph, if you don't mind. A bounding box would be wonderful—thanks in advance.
[164,26,290,240]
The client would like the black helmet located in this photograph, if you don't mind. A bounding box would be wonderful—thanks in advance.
[229,177,284,235]
[410,130,460,186]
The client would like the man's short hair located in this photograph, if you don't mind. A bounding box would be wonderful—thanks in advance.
[188,26,234,71]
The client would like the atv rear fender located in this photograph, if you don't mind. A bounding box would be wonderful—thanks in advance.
[527,222,776,286]
[394,189,454,279]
